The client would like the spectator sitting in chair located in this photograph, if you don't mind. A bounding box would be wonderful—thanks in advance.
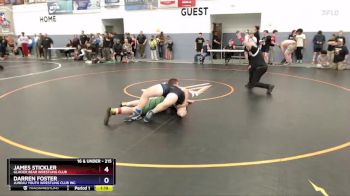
[113,39,124,62]
[194,40,211,64]
[122,38,135,63]
[64,40,75,58]
[74,45,85,61]
[83,42,96,63]
[224,39,235,64]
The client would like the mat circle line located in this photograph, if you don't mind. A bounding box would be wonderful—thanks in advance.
[123,78,234,102]
[0,62,62,81]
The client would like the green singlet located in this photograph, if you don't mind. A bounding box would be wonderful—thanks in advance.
[142,96,165,115]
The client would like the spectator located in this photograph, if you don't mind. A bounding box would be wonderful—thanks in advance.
[16,35,23,57]
[156,31,165,60]
[72,35,80,48]
[136,31,147,58]
[0,36,8,59]
[254,26,260,46]
[316,50,329,68]
[80,30,88,45]
[113,39,123,62]
[6,35,15,56]
[19,32,29,57]
[295,28,306,63]
[268,29,278,65]
[333,39,348,70]
[165,35,173,60]
[64,40,74,58]
[122,38,134,63]
[260,30,272,63]
[195,32,205,53]
[83,42,96,62]
[28,36,33,55]
[194,40,211,64]
[33,34,40,58]
[125,32,132,44]
[336,30,346,44]
[327,34,337,64]
[149,35,158,61]
[224,39,235,64]
[312,30,326,64]
[242,30,257,62]
[41,34,54,60]
[130,35,137,57]
[288,30,296,40]
[212,31,221,59]
[102,34,112,61]
[74,44,85,61]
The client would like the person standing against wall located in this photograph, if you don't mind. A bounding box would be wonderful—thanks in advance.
[327,34,337,64]
[335,30,346,44]
[156,32,165,60]
[260,30,271,63]
[254,26,260,47]
[80,30,88,46]
[137,31,147,58]
[312,30,326,64]
[295,28,306,64]
[41,34,53,60]
[165,35,173,60]
[149,35,158,61]
[212,31,221,59]
[33,34,40,58]
[333,39,349,70]
[19,32,29,57]
[194,33,205,63]
[268,30,278,65]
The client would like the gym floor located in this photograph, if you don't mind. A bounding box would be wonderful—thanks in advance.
[0,59,350,195]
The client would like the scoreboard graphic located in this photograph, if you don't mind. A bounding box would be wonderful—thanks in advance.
[7,158,116,191]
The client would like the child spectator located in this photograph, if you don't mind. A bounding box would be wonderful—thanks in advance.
[149,35,158,61]
[316,50,329,68]
[295,28,306,63]
[224,39,235,64]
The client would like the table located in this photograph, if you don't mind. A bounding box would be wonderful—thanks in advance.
[208,49,245,64]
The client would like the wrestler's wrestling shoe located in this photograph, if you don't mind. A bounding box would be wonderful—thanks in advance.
[143,111,154,123]
[267,85,275,94]
[124,110,142,122]
[104,107,112,126]
[0,65,4,71]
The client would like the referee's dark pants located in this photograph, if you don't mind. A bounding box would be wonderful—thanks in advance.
[248,65,270,89]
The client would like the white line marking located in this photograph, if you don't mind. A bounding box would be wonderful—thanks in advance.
[0,62,62,81]
[184,83,210,88]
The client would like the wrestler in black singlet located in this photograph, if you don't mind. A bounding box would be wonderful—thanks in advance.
[169,86,185,105]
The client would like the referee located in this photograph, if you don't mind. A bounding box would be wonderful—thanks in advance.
[242,39,274,94]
